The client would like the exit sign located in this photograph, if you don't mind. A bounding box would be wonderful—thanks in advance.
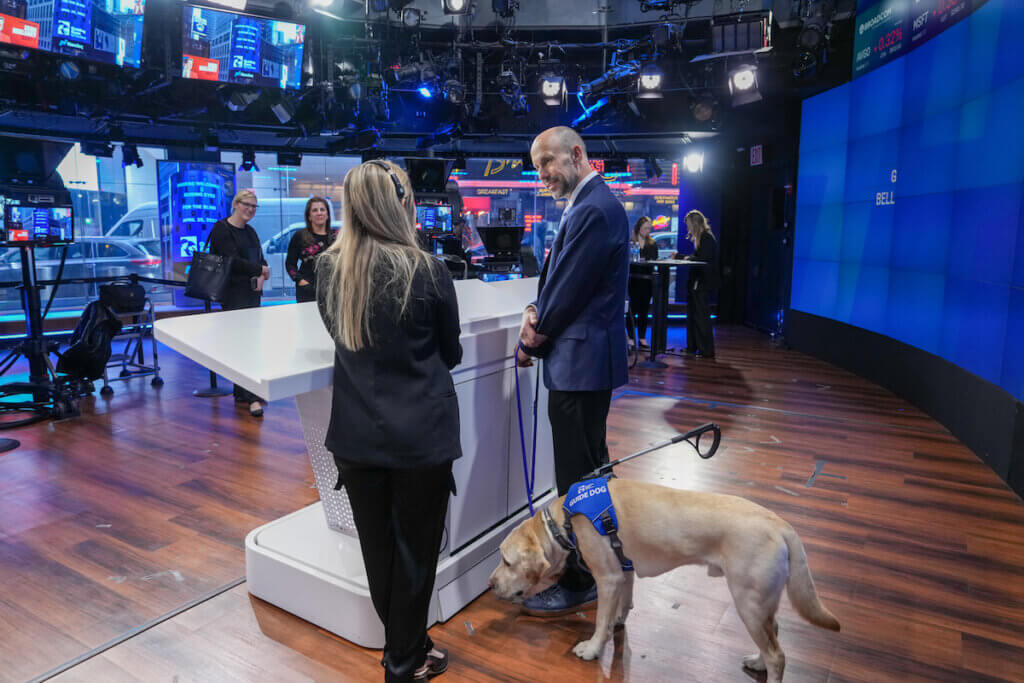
[750,145,763,166]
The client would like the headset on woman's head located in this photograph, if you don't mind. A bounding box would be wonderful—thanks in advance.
[364,160,406,200]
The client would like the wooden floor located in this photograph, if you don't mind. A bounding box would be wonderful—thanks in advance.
[2,326,1023,683]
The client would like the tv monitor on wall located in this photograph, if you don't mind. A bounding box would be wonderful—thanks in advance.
[0,0,146,67]
[181,4,305,90]
[792,0,1024,401]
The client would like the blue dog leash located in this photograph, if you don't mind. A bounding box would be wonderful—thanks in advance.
[513,341,540,516]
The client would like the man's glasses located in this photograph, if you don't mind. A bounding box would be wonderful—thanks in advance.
[239,201,258,209]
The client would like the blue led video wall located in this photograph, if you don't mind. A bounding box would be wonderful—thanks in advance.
[792,0,1024,401]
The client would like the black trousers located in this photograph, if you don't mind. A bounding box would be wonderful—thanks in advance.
[548,388,612,591]
[686,285,715,356]
[295,283,316,303]
[337,460,453,683]
[220,285,265,403]
[627,277,653,342]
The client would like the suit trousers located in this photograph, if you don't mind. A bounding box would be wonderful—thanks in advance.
[548,388,612,592]
[685,286,715,356]
[336,460,453,682]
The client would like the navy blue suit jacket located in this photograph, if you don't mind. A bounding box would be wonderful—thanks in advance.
[530,176,629,392]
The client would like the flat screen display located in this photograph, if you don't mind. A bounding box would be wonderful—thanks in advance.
[415,203,453,235]
[853,0,987,78]
[181,4,305,90]
[2,204,74,245]
[793,0,1024,401]
[0,0,146,67]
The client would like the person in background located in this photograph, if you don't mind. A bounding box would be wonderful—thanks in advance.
[315,160,461,683]
[682,209,720,359]
[517,126,629,615]
[627,216,659,349]
[286,196,338,303]
[208,189,269,418]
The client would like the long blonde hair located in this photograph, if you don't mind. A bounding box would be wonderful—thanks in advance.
[316,160,433,351]
[684,209,711,248]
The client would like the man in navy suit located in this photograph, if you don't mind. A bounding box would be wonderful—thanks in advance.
[517,126,630,614]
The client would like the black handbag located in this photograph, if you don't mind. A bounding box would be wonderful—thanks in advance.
[184,231,232,301]
[99,281,146,313]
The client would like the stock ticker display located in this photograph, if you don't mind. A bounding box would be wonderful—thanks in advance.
[794,0,1024,400]
[181,4,305,90]
[853,0,986,78]
[0,0,146,67]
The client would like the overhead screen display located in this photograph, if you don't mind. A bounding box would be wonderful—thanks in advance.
[0,0,146,67]
[854,0,986,78]
[793,0,1024,401]
[181,4,305,90]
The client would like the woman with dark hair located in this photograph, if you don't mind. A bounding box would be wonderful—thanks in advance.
[316,160,461,682]
[286,196,337,303]
[627,216,659,348]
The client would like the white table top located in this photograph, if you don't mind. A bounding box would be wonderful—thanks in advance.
[155,277,538,401]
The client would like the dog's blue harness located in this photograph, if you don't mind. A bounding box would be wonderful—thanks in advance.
[555,477,634,572]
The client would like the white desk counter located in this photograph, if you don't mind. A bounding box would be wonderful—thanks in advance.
[156,277,554,647]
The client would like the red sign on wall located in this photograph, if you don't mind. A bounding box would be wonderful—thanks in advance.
[0,15,41,49]
[750,145,764,167]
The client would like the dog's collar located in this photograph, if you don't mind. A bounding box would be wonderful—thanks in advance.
[541,508,575,552]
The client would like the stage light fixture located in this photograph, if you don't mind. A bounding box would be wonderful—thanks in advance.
[792,50,819,79]
[241,150,259,172]
[418,82,436,98]
[402,7,422,27]
[82,141,114,158]
[498,69,528,116]
[444,79,465,104]
[683,152,704,174]
[690,93,715,122]
[443,0,470,14]
[637,64,663,99]
[121,144,143,168]
[540,74,566,106]
[579,60,640,104]
[728,65,762,106]
[492,0,517,18]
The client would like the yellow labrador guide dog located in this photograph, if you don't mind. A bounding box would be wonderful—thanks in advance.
[488,478,840,683]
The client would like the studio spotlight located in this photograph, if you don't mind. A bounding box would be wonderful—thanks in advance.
[444,79,465,104]
[728,65,762,106]
[498,69,528,116]
[492,0,517,18]
[579,60,640,104]
[402,7,421,27]
[443,0,470,14]
[121,144,143,168]
[418,82,437,99]
[241,150,259,172]
[637,64,663,99]
[792,51,819,79]
[540,74,566,106]
[690,93,716,122]
[82,141,114,158]
[683,152,704,174]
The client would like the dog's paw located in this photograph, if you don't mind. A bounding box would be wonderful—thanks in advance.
[742,653,766,672]
[573,639,603,660]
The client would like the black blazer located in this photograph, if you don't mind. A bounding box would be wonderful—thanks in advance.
[688,232,721,291]
[208,219,267,292]
[317,258,463,469]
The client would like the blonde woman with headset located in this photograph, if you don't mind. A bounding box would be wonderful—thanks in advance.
[315,160,462,682]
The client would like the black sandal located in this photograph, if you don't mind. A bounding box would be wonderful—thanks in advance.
[413,647,448,680]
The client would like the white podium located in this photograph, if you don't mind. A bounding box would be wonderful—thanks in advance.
[155,277,554,648]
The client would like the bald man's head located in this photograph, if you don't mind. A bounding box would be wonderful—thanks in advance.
[531,126,592,200]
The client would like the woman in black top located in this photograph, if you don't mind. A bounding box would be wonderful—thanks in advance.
[286,196,337,303]
[208,189,269,417]
[316,160,461,683]
[627,216,660,348]
[683,209,720,359]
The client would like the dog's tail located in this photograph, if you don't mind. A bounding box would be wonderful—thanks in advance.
[783,527,840,631]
